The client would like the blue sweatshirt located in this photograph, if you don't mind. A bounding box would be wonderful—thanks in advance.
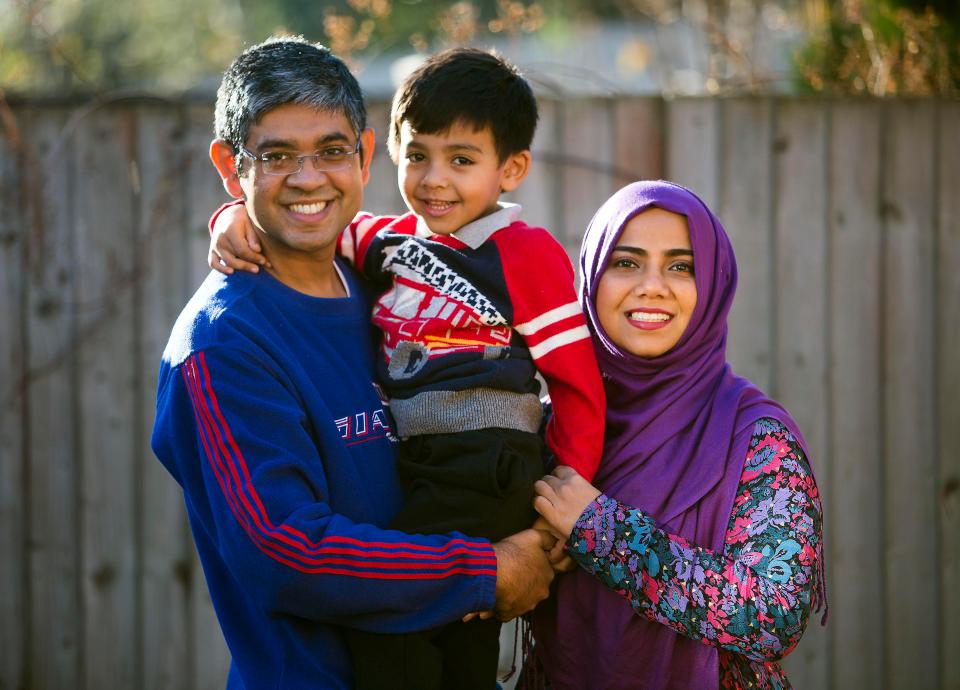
[151,264,497,690]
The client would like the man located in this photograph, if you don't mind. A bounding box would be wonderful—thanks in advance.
[151,36,554,690]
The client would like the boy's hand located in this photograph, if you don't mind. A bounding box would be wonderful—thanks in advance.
[208,204,269,274]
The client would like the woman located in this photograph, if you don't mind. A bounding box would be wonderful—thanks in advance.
[530,181,826,690]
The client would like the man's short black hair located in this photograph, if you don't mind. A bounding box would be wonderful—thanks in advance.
[388,48,538,163]
[215,35,367,155]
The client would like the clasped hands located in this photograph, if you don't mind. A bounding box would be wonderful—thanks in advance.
[465,466,603,623]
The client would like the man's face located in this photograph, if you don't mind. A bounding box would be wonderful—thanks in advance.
[235,103,371,262]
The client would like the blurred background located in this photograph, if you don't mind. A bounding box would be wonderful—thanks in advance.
[2,0,958,97]
[1,1,958,689]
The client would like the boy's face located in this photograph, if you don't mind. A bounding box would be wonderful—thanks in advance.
[397,120,529,236]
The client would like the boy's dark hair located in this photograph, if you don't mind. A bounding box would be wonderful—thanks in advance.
[388,48,538,163]
[215,36,367,155]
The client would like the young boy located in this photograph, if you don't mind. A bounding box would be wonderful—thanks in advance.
[209,47,605,689]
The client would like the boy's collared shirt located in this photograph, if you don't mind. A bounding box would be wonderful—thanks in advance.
[413,202,522,249]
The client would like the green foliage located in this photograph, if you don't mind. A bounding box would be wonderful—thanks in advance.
[0,0,555,94]
[0,0,249,92]
[2,0,956,96]
[794,0,959,95]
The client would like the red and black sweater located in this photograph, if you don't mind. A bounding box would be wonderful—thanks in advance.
[340,205,604,480]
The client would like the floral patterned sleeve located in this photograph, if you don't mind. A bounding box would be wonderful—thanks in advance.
[567,418,823,665]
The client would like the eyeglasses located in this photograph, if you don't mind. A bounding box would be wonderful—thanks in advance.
[236,138,362,176]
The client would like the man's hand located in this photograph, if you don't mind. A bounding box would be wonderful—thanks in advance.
[533,465,602,541]
[208,203,269,274]
[488,528,555,622]
[533,517,576,573]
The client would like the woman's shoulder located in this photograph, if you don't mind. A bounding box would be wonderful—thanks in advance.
[748,417,804,457]
[751,417,796,442]
[740,417,815,485]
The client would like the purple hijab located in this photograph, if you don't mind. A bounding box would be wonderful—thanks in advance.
[532,181,825,689]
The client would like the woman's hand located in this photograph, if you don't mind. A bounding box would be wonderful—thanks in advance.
[208,203,269,274]
[533,466,602,541]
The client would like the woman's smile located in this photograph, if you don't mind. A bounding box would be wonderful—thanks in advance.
[625,307,674,330]
[595,207,697,358]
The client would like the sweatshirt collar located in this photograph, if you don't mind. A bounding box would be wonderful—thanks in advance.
[415,203,522,249]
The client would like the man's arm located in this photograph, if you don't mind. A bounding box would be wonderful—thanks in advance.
[154,344,502,633]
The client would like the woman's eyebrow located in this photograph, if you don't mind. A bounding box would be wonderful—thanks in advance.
[611,246,693,257]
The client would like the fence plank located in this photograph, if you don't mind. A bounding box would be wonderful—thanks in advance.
[884,100,939,689]
[773,101,830,690]
[24,106,82,690]
[717,98,774,391]
[613,96,663,185]
[514,99,562,254]
[664,98,719,209]
[560,98,615,251]
[185,104,224,291]
[137,103,193,690]
[363,100,405,217]
[0,97,27,690]
[184,103,233,690]
[938,101,960,690]
[826,100,884,690]
[73,105,139,690]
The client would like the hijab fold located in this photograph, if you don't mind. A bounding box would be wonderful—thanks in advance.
[532,181,826,690]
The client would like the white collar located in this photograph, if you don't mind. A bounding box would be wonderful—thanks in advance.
[415,203,523,249]
[332,259,350,298]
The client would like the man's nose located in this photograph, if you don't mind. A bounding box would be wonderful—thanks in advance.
[286,159,331,188]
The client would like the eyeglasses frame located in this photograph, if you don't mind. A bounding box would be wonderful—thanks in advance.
[235,137,363,176]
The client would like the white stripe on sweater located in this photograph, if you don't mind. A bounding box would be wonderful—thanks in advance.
[514,301,584,337]
[527,325,591,358]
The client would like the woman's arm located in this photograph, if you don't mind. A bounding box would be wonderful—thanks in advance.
[536,419,823,663]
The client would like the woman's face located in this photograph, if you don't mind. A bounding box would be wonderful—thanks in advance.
[595,208,697,358]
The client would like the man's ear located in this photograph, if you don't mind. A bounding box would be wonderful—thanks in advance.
[209,139,245,199]
[359,127,376,186]
[499,150,531,193]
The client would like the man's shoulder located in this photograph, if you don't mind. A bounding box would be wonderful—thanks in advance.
[161,271,260,368]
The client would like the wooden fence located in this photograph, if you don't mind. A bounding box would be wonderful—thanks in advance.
[0,95,957,690]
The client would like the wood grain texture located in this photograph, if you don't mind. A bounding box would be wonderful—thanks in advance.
[825,100,885,690]
[137,103,192,690]
[883,100,938,690]
[937,100,960,690]
[717,98,774,392]
[0,93,27,690]
[24,106,82,690]
[665,98,719,209]
[773,100,830,690]
[74,104,138,690]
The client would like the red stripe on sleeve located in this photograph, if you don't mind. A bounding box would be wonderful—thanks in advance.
[183,353,496,577]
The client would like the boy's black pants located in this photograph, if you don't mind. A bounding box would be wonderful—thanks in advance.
[346,427,546,690]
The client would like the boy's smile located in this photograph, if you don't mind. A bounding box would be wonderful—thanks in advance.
[397,120,529,236]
